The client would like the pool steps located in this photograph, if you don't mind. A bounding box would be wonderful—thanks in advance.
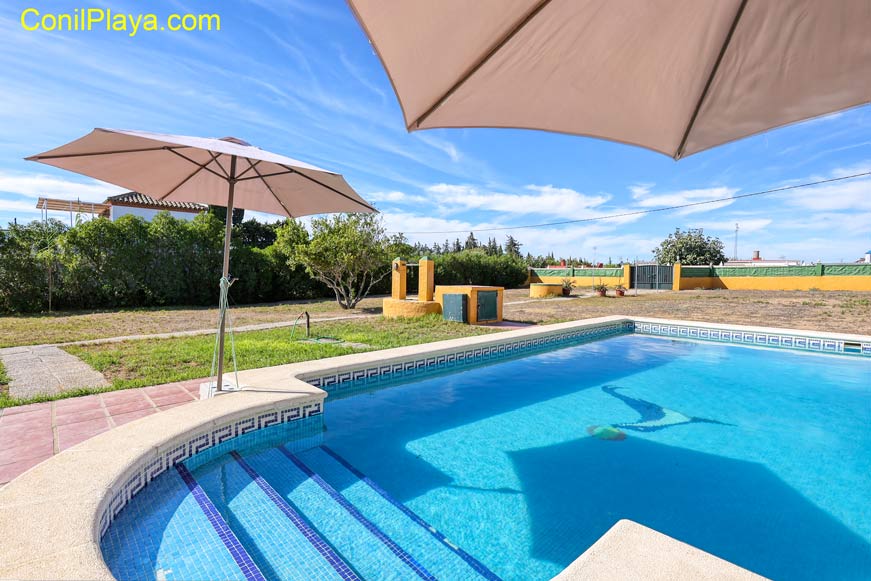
[175,464,268,581]
[192,455,356,581]
[181,446,501,581]
[303,446,502,581]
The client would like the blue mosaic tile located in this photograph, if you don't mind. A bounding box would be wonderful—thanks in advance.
[100,401,323,538]
[229,452,359,581]
[316,445,502,581]
[279,447,436,581]
[634,322,869,358]
[176,464,266,581]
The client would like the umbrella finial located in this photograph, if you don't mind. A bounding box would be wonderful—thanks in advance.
[218,136,251,146]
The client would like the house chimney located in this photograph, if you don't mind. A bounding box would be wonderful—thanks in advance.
[752,250,761,261]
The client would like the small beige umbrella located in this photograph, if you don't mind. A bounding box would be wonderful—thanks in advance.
[349,0,871,159]
[28,128,376,393]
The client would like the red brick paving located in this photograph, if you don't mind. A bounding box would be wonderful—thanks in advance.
[0,378,203,485]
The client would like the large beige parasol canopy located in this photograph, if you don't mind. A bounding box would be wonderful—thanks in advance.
[349,0,871,159]
[28,128,376,392]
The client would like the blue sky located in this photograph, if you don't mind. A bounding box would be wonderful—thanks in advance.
[1,0,869,262]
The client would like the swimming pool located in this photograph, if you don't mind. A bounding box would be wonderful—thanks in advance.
[101,332,871,580]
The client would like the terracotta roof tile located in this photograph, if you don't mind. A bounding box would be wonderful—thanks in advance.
[106,192,206,211]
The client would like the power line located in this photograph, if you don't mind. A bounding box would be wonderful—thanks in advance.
[393,171,871,235]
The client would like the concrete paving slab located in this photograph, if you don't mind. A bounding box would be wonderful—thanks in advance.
[0,345,108,399]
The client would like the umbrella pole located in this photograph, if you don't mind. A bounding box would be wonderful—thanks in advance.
[216,155,238,392]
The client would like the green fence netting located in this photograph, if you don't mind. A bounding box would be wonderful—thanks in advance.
[531,268,623,278]
[681,264,871,278]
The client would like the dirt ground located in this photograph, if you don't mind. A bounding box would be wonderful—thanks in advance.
[2,289,869,349]
[502,288,871,335]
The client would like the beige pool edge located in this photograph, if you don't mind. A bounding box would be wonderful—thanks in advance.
[1,315,867,580]
[553,520,768,580]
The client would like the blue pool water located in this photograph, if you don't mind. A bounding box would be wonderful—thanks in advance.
[103,334,871,580]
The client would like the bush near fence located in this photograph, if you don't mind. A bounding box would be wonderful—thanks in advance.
[0,214,329,313]
[0,217,529,314]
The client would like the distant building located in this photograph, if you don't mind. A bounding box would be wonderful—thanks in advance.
[725,250,801,267]
[860,250,871,264]
[36,192,207,224]
[103,192,206,221]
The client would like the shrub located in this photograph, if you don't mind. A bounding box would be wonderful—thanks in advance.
[434,250,528,288]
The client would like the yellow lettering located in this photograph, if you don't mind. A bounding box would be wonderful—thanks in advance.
[110,13,126,32]
[129,15,141,37]
[20,8,39,31]
[200,14,220,31]
[142,15,158,32]
[42,14,57,31]
[87,8,104,30]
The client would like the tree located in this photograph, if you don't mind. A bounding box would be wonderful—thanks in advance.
[505,235,522,257]
[235,219,278,249]
[653,228,726,265]
[464,232,479,250]
[208,205,245,226]
[288,214,391,309]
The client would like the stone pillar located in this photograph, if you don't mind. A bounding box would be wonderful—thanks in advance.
[623,263,631,288]
[418,257,434,302]
[391,258,407,300]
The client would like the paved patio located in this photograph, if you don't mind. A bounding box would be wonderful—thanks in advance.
[0,379,203,486]
[0,345,109,399]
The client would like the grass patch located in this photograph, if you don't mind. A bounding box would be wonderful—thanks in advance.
[0,360,9,397]
[0,296,384,348]
[59,315,499,393]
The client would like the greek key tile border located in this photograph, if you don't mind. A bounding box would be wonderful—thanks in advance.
[98,400,323,539]
[304,322,636,391]
[634,322,871,357]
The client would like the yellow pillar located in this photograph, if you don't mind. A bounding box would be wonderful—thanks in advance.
[418,257,434,302]
[622,263,631,288]
[391,258,407,300]
[673,263,682,291]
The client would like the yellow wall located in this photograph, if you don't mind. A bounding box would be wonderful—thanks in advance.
[530,283,563,298]
[383,298,441,318]
[434,285,503,324]
[533,275,625,288]
[391,259,406,299]
[678,275,871,291]
[418,258,435,302]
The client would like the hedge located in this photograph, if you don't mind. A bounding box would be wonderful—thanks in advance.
[0,213,327,313]
[0,216,528,313]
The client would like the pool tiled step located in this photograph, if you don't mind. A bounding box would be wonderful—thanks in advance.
[244,446,431,581]
[192,454,357,581]
[100,464,266,581]
[297,445,502,581]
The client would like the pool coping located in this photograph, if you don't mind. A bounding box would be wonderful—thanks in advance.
[0,315,867,580]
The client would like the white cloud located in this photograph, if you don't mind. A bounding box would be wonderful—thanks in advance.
[0,171,123,201]
[781,174,871,211]
[414,134,462,163]
[690,218,772,234]
[365,190,429,205]
[425,183,632,221]
[629,183,653,197]
[0,199,45,213]
[632,186,739,215]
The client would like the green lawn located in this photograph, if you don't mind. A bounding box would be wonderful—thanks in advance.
[0,360,9,396]
[62,315,500,393]
[0,296,384,348]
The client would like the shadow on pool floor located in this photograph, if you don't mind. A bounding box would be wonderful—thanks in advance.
[511,436,871,581]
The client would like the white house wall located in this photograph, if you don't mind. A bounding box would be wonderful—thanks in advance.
[110,206,200,222]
